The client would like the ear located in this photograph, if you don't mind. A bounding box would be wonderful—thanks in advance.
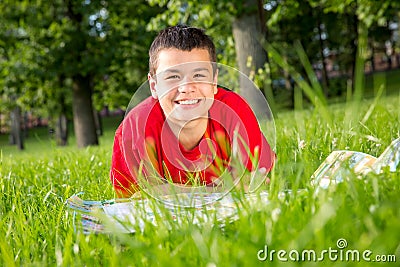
[213,69,219,94]
[148,73,158,99]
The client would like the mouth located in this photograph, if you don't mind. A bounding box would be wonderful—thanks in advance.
[175,99,201,105]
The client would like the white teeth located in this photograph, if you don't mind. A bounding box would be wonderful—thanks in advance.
[178,99,199,105]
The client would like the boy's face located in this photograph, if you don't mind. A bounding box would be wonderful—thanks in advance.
[149,48,218,127]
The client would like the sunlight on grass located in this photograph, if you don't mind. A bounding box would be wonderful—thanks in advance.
[1,91,399,266]
[1,50,400,266]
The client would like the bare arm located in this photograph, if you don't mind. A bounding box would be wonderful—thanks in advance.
[131,168,269,199]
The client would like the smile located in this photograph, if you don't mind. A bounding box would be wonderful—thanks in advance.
[176,99,200,105]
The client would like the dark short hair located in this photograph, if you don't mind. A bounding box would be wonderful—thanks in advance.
[149,25,216,76]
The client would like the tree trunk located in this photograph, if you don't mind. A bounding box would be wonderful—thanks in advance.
[396,54,400,69]
[55,113,68,146]
[71,74,98,147]
[349,9,359,92]
[316,11,329,96]
[10,106,24,150]
[370,44,375,72]
[93,108,103,136]
[23,112,29,138]
[55,90,69,146]
[386,42,392,70]
[232,0,268,102]
[397,11,400,68]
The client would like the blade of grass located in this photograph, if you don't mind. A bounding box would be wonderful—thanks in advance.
[261,40,333,127]
[342,21,368,148]
[294,40,327,105]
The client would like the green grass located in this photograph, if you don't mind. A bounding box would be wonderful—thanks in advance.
[0,116,122,159]
[1,91,400,266]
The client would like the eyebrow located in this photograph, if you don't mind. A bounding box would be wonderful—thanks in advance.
[162,69,181,75]
[161,67,211,76]
[192,67,210,73]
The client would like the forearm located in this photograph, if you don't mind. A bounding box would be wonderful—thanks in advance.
[131,168,269,198]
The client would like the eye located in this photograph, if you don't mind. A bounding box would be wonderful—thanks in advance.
[166,75,180,80]
[194,73,208,79]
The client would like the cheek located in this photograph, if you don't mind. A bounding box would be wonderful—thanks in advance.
[157,85,176,101]
[158,95,175,112]
[159,97,169,106]
[206,86,217,97]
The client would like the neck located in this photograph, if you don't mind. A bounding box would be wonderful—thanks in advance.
[167,118,208,150]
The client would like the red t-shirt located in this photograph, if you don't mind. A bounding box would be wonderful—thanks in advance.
[110,88,275,196]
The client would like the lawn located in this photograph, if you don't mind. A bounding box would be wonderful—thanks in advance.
[0,90,399,266]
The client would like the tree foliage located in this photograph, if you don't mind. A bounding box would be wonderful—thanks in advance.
[0,0,161,148]
[1,0,399,148]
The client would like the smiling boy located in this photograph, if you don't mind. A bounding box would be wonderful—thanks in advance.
[110,25,275,198]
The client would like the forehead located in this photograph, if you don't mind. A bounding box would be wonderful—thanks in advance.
[156,48,211,74]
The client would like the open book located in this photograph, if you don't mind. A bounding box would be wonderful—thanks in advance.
[67,191,275,234]
[67,137,399,234]
[311,137,400,189]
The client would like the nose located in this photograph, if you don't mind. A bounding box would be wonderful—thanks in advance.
[177,77,196,93]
